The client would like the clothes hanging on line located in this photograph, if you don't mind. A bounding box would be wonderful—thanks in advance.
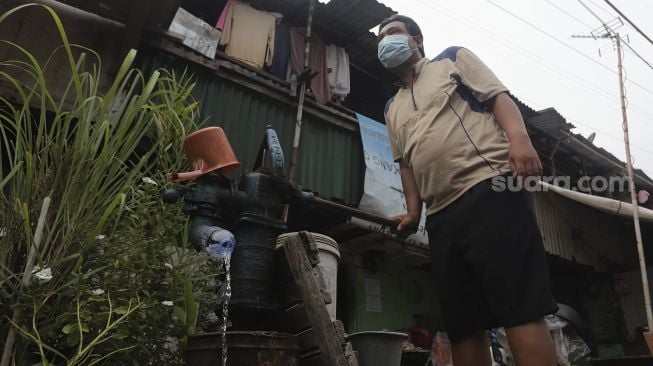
[269,22,291,79]
[326,44,350,98]
[289,27,331,105]
[220,2,276,68]
[215,0,234,30]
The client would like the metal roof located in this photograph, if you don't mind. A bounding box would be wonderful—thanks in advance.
[54,0,178,29]
[526,107,575,139]
[525,108,653,188]
[249,0,396,75]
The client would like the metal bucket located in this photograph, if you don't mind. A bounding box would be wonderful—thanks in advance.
[186,331,299,366]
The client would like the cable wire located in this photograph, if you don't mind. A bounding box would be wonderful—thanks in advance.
[515,97,653,157]
[587,0,617,19]
[577,0,653,70]
[577,0,611,34]
[622,40,653,70]
[604,0,653,47]
[406,0,653,161]
[544,0,594,30]
[415,0,653,122]
[485,0,653,97]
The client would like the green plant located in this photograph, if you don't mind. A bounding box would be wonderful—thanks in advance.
[0,3,220,365]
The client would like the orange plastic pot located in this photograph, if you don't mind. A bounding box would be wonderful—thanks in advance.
[167,127,240,182]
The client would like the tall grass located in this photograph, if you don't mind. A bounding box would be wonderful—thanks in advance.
[0,3,215,364]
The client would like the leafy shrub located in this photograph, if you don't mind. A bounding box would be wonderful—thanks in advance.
[0,4,219,365]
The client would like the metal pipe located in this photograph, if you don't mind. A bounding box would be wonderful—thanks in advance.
[311,196,398,228]
[617,34,653,330]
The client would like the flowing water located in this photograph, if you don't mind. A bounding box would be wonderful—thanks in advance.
[221,253,232,366]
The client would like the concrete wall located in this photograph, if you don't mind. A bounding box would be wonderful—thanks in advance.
[0,0,128,108]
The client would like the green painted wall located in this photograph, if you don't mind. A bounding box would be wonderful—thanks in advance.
[138,47,363,203]
[341,256,439,333]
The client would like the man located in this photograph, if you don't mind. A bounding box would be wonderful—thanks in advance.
[378,15,558,366]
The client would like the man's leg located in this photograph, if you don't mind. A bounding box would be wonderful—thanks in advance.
[451,331,492,366]
[506,318,556,366]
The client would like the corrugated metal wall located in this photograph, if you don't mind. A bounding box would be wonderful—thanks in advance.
[138,48,363,203]
[532,191,637,271]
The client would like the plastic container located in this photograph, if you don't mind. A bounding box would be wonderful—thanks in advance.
[313,234,340,321]
[168,127,240,182]
[193,226,236,260]
[277,233,340,320]
[348,331,408,366]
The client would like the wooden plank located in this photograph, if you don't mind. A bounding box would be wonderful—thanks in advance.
[343,342,359,366]
[333,320,346,346]
[283,232,348,366]
[300,232,321,267]
[295,328,320,353]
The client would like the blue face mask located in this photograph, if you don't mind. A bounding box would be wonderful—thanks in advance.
[378,34,418,69]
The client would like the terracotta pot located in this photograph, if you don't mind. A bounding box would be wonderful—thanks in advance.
[643,331,653,355]
[167,127,240,182]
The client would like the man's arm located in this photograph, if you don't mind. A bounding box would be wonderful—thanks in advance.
[491,92,543,177]
[390,159,422,235]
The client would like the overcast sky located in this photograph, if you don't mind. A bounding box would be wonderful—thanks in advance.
[377,0,653,178]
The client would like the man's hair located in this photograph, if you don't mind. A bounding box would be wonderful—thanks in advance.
[379,14,425,57]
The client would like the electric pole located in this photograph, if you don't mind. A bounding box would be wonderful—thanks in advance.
[615,33,653,331]
[573,3,653,332]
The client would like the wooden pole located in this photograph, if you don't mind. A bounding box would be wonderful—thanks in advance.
[1,196,51,366]
[616,34,653,330]
[284,0,315,222]
[288,0,315,184]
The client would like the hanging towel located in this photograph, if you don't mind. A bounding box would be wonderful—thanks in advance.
[326,44,351,97]
[269,22,291,79]
[289,27,331,104]
[220,2,276,68]
[215,0,234,31]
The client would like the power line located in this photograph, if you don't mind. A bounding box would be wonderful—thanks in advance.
[587,0,616,18]
[520,96,653,156]
[577,0,611,35]
[403,1,653,173]
[416,0,653,122]
[623,41,653,70]
[577,0,653,71]
[603,0,653,47]
[485,0,653,97]
[540,1,653,120]
[576,0,653,71]
[544,0,594,30]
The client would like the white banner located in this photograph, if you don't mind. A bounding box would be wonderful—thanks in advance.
[351,113,429,249]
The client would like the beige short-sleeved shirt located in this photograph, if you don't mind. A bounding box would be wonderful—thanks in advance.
[384,47,512,215]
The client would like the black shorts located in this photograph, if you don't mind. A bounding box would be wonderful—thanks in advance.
[426,177,558,342]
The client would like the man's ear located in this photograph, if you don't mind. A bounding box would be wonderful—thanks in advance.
[415,35,424,49]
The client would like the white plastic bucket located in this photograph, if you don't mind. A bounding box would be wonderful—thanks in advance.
[313,234,340,321]
[277,233,340,320]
